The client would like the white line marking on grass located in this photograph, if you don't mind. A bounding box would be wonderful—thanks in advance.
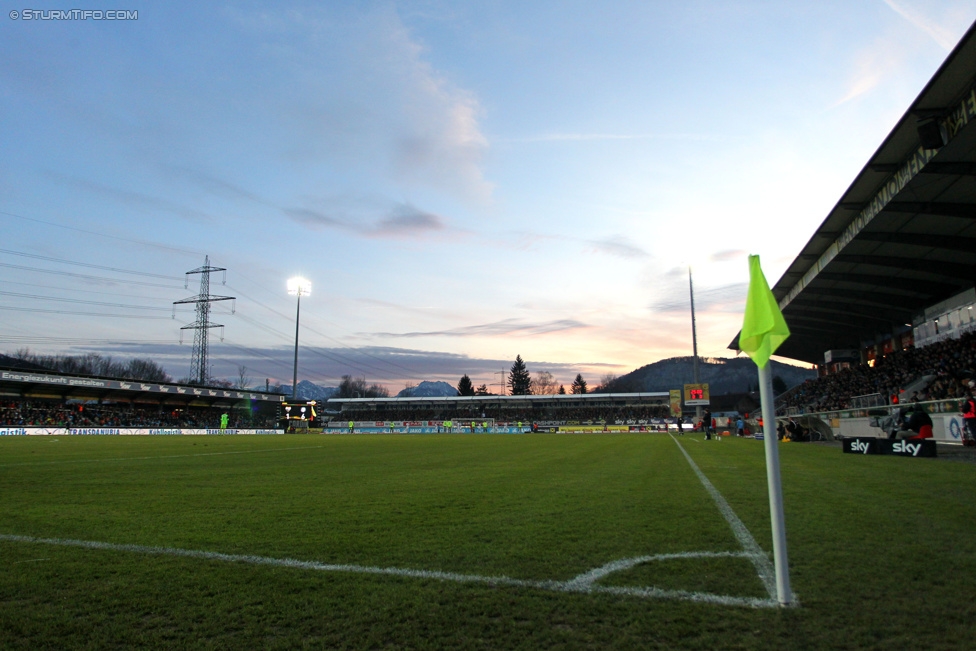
[564,551,760,589]
[0,534,780,609]
[12,558,49,564]
[0,445,327,468]
[669,434,778,601]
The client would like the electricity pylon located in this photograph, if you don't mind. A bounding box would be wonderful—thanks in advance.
[173,255,235,385]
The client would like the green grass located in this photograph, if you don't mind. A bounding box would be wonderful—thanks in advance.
[1,433,974,649]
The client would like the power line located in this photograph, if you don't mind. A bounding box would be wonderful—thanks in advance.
[230,311,398,380]
[0,290,178,311]
[0,209,203,257]
[2,279,182,302]
[218,339,337,386]
[0,261,185,289]
[225,280,423,379]
[0,305,175,319]
[0,248,184,280]
[0,335,174,345]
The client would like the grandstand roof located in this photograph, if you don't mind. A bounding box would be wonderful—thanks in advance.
[0,367,285,407]
[329,392,669,408]
[731,20,976,364]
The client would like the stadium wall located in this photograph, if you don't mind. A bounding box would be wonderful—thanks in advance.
[0,428,285,436]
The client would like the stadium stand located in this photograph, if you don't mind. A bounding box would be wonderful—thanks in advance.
[778,331,976,413]
[0,398,278,429]
[0,365,284,431]
[327,393,671,428]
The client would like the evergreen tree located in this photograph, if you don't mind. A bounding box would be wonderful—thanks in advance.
[457,374,475,396]
[558,385,566,394]
[508,354,532,395]
[475,383,490,395]
[772,375,788,395]
[571,373,588,394]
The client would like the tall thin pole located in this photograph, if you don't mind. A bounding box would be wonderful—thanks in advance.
[758,363,792,605]
[689,267,701,420]
[292,292,301,399]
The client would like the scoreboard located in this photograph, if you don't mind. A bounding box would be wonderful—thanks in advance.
[683,383,710,406]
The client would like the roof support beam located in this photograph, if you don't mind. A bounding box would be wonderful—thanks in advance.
[811,272,959,297]
[788,296,916,321]
[833,254,976,282]
[854,231,976,253]
[797,286,928,310]
[882,202,976,219]
[785,307,900,328]
[870,161,976,176]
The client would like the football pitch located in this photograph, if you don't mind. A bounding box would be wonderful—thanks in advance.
[1,433,974,649]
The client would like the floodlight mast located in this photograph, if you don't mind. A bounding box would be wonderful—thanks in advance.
[689,267,701,421]
[287,277,311,400]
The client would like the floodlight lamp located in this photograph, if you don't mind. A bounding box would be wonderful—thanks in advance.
[287,277,311,296]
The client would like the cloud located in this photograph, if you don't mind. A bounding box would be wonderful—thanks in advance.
[45,172,214,222]
[373,204,446,236]
[502,133,718,143]
[709,249,747,263]
[649,282,748,314]
[369,318,590,338]
[77,341,603,389]
[283,207,345,229]
[587,236,649,259]
[831,3,966,109]
[229,6,494,203]
[158,165,274,208]
[283,200,447,238]
[883,0,959,50]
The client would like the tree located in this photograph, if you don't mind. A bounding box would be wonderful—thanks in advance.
[475,383,490,396]
[367,383,390,398]
[571,373,588,394]
[595,373,618,392]
[457,374,475,396]
[236,365,251,390]
[558,385,566,394]
[531,370,558,395]
[772,375,788,396]
[337,375,387,398]
[508,355,532,395]
[8,348,172,383]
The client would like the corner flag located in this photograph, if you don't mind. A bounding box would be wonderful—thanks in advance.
[739,255,790,368]
[741,253,793,606]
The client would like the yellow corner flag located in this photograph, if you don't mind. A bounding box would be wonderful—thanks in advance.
[740,255,790,368]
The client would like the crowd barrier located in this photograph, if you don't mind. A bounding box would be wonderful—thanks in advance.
[0,428,285,436]
[788,398,968,444]
[322,420,669,434]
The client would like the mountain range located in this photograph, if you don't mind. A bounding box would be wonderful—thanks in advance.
[276,357,815,401]
[601,356,815,395]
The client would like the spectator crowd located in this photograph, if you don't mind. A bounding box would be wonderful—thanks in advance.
[1,399,278,429]
[333,403,670,425]
[778,332,976,413]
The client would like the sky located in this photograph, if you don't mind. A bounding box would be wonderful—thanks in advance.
[2,1,975,393]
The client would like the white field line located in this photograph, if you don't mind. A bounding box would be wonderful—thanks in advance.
[0,445,327,468]
[0,534,779,609]
[669,434,778,601]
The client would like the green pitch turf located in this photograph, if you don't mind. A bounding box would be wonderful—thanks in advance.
[1,433,974,649]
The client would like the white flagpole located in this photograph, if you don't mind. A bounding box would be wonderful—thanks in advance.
[757,363,792,605]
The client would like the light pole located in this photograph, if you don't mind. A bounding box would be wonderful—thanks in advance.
[689,267,701,422]
[287,277,311,400]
